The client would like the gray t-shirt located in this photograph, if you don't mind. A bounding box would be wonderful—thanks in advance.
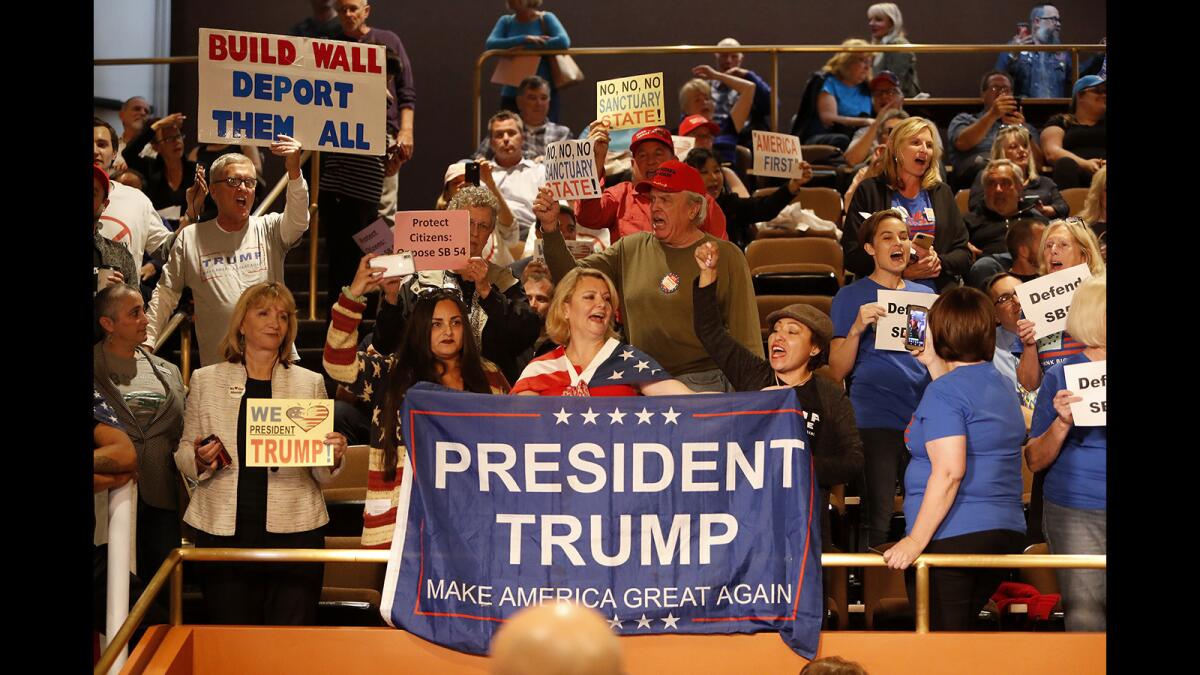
[105,350,167,429]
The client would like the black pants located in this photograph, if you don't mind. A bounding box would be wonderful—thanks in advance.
[860,428,909,548]
[194,525,325,626]
[1051,156,1097,190]
[1026,469,1047,546]
[903,528,1025,631]
[137,498,180,580]
[319,191,380,317]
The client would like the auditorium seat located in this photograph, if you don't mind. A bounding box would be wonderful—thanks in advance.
[862,543,914,630]
[319,535,387,627]
[745,238,843,295]
[1060,188,1088,216]
[824,545,850,630]
[754,186,843,241]
[955,188,970,216]
[322,444,370,537]
[1015,543,1066,630]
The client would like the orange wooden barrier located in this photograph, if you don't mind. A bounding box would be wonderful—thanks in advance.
[126,625,1105,675]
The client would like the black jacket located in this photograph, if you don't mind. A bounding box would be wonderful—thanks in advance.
[963,205,1049,257]
[842,177,972,291]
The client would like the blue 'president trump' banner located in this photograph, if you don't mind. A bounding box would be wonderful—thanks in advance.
[381,384,822,658]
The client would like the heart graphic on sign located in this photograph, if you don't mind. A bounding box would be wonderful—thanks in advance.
[286,405,330,432]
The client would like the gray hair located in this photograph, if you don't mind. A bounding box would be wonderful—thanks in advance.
[448,185,499,222]
[983,158,1026,185]
[683,190,707,226]
[210,153,255,181]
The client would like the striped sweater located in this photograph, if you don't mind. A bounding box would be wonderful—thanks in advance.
[323,292,510,548]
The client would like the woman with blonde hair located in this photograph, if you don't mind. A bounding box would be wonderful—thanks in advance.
[867,3,922,97]
[176,282,348,625]
[1014,219,1104,392]
[512,268,696,396]
[967,125,1068,219]
[843,116,972,291]
[804,38,876,149]
[1025,274,1106,631]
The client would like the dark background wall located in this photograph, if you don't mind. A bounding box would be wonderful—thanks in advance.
[166,1,1106,211]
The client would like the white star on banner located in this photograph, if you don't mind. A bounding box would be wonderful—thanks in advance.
[607,370,624,380]
[635,408,655,424]
[636,614,652,629]
[661,613,680,629]
[554,408,572,425]
[607,408,626,424]
[581,408,600,424]
[620,349,634,361]
[634,360,650,372]
[608,614,623,630]
[661,407,680,424]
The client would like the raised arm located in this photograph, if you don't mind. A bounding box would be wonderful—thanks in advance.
[692,242,775,391]
[693,64,757,132]
[269,134,310,247]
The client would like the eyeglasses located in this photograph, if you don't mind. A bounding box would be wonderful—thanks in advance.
[994,292,1018,307]
[155,133,185,144]
[986,85,1013,95]
[219,176,258,189]
[998,124,1026,132]
[1036,15,1062,24]
[469,219,496,232]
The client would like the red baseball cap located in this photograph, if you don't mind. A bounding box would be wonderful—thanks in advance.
[869,71,900,92]
[628,126,674,155]
[634,159,707,195]
[93,164,111,199]
[679,114,720,137]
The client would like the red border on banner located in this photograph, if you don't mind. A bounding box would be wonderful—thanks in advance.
[404,405,816,625]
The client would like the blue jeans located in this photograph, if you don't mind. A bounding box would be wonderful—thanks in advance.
[1043,498,1106,631]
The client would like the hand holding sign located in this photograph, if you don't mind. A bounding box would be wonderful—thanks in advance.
[324,431,348,469]
[1016,318,1038,346]
[1051,389,1081,426]
[854,303,887,338]
[786,161,815,192]
[1062,359,1106,426]
[533,186,560,232]
[586,120,611,174]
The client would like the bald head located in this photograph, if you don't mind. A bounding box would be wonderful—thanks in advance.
[489,603,622,675]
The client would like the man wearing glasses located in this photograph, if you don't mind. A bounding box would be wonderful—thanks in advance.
[947,71,1042,191]
[997,3,1070,98]
[143,136,309,367]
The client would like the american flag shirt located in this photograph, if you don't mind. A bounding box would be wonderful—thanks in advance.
[511,338,669,396]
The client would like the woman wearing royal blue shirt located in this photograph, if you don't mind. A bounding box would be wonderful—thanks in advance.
[829,209,933,548]
[1025,273,1106,631]
[486,1,571,122]
[882,286,1026,631]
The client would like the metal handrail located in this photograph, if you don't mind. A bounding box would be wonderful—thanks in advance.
[95,547,1105,674]
[472,42,1106,144]
[149,311,187,354]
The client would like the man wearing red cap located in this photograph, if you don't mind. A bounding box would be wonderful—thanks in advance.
[844,71,906,167]
[575,122,727,242]
[533,160,759,392]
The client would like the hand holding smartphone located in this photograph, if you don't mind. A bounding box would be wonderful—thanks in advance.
[370,251,417,278]
[465,161,480,186]
[905,304,928,351]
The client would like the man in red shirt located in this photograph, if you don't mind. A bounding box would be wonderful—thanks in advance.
[575,124,727,242]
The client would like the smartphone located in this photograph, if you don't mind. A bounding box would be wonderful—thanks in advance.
[1016,22,1030,40]
[201,433,232,469]
[905,305,928,351]
[1019,194,1040,211]
[371,252,417,278]
[1013,96,1023,111]
[911,232,934,250]
[465,160,480,186]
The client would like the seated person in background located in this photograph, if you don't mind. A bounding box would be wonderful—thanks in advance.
[1041,75,1106,190]
[679,114,749,198]
[121,112,197,220]
[474,76,571,161]
[512,268,696,396]
[844,71,906,168]
[963,159,1050,288]
[575,124,727,241]
[144,142,307,366]
[867,3,923,97]
[711,38,774,147]
[843,117,972,291]
[677,64,760,165]
[684,147,813,250]
[693,241,863,550]
[969,124,1068,219]
[479,111,546,244]
[803,39,875,150]
[843,109,909,211]
[1014,219,1105,392]
[968,217,1046,291]
[373,185,541,384]
[533,160,760,392]
[1078,166,1106,256]
[947,71,1041,192]
[325,255,509,548]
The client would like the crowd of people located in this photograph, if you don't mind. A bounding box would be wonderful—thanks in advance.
[91,0,1107,654]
